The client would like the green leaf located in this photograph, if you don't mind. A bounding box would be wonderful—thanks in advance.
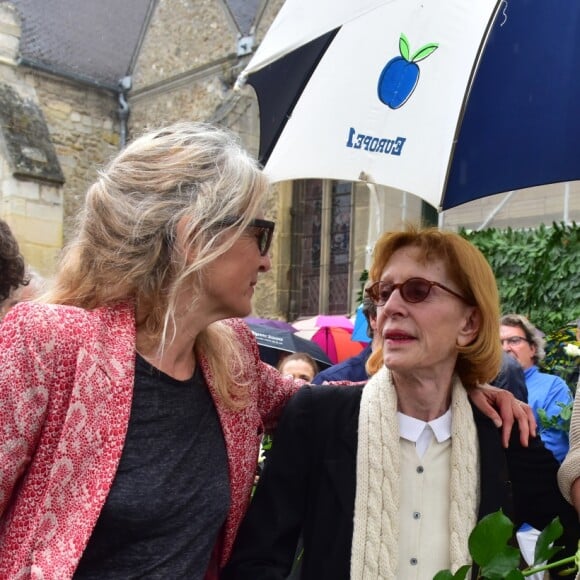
[411,43,439,62]
[433,564,471,579]
[399,33,411,61]
[433,571,455,580]
[480,549,522,578]
[533,517,563,564]
[469,511,521,576]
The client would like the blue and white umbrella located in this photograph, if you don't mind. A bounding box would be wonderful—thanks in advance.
[237,0,580,210]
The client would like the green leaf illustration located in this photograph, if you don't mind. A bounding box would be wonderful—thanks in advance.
[399,33,411,61]
[411,42,439,62]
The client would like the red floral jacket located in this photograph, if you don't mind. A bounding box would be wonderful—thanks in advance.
[0,301,299,579]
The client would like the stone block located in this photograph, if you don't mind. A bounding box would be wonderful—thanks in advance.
[4,196,26,216]
[18,242,59,278]
[26,200,62,223]
[16,179,41,200]
[47,100,72,115]
[1,177,19,197]
[40,184,63,205]
[9,213,62,247]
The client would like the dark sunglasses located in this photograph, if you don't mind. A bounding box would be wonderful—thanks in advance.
[365,277,471,306]
[216,216,275,256]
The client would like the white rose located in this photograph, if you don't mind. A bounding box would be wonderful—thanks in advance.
[564,343,580,358]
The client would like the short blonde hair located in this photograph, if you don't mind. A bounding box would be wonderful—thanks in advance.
[366,226,502,388]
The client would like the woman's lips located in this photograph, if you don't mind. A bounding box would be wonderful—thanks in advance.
[384,331,415,343]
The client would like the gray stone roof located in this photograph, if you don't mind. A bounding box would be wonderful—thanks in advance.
[9,0,156,89]
[8,0,261,90]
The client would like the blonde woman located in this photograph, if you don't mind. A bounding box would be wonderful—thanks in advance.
[0,125,533,579]
[0,123,299,579]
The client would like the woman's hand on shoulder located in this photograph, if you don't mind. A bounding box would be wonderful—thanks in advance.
[469,384,536,448]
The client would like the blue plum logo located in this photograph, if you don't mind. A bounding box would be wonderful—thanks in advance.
[378,33,438,109]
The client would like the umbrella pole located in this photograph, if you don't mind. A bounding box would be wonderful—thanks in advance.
[362,177,381,269]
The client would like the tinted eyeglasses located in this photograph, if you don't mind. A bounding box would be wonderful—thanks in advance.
[365,277,471,306]
[500,336,530,347]
[216,216,275,256]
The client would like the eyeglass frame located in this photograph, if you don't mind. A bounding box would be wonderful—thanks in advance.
[365,277,472,307]
[215,216,275,256]
[500,336,531,347]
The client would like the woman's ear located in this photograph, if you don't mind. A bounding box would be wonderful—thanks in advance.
[457,307,481,347]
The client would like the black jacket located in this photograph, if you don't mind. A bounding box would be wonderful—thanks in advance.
[492,352,528,402]
[222,384,578,580]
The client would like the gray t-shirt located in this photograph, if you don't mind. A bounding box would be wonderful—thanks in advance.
[74,354,230,579]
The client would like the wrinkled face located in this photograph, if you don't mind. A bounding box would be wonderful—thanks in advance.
[279,359,316,381]
[500,324,535,370]
[376,246,479,379]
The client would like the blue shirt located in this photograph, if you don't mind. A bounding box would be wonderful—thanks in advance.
[524,365,572,463]
[311,344,372,384]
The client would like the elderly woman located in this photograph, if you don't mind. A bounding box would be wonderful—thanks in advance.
[500,313,573,462]
[223,227,579,580]
[0,124,533,579]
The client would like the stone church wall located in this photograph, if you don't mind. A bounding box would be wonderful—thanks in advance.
[127,0,287,317]
[0,3,119,275]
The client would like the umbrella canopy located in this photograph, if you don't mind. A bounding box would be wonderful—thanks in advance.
[244,316,296,332]
[246,323,331,367]
[293,314,354,335]
[310,326,365,365]
[294,315,364,364]
[238,0,580,210]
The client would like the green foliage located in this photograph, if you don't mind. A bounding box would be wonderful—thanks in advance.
[468,511,521,577]
[356,270,369,304]
[433,510,577,579]
[543,323,580,392]
[462,222,579,391]
[461,222,579,337]
[537,402,573,432]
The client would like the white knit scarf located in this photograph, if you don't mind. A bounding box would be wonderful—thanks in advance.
[350,366,480,579]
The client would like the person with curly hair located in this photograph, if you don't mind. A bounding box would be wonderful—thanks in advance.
[0,218,27,304]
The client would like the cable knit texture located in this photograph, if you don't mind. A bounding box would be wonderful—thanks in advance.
[351,367,480,578]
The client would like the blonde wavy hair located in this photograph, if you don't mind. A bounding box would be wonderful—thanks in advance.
[45,122,269,407]
[366,226,502,388]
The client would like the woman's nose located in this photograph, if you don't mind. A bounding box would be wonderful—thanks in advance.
[380,287,407,317]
